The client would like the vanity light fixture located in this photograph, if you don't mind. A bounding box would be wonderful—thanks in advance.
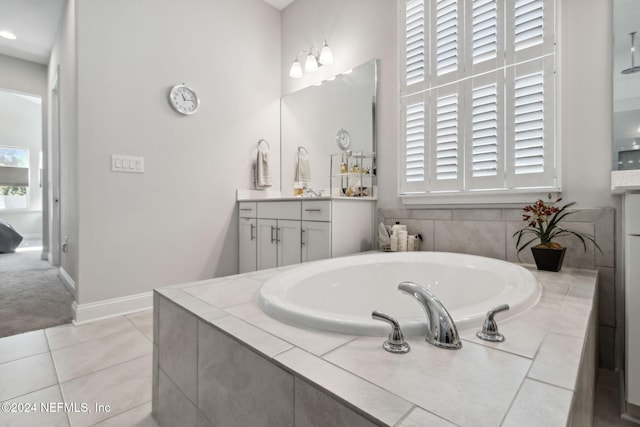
[0,30,16,40]
[288,39,333,79]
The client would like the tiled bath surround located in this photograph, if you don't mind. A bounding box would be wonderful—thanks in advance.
[379,207,616,369]
[152,265,597,426]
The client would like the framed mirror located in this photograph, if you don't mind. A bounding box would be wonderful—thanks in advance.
[613,0,640,171]
[280,60,377,194]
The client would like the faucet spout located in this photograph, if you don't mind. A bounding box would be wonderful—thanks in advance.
[398,281,462,350]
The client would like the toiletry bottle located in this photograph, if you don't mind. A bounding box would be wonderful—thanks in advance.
[294,182,303,196]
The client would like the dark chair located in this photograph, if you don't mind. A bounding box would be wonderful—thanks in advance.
[0,219,23,253]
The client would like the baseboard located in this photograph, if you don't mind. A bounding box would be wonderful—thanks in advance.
[59,267,76,293]
[73,291,153,325]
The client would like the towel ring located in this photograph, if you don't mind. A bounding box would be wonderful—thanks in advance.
[258,139,270,151]
[297,146,309,155]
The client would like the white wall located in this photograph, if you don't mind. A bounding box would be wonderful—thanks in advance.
[68,0,280,304]
[0,54,47,239]
[49,0,79,289]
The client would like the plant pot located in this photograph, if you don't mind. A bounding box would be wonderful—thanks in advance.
[531,246,566,272]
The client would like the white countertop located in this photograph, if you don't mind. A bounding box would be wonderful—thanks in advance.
[155,260,597,426]
[611,170,640,193]
[236,188,376,201]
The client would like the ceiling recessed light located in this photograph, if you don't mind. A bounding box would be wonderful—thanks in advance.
[0,30,16,40]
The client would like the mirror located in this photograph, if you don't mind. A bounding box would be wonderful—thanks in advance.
[613,0,640,171]
[280,60,377,194]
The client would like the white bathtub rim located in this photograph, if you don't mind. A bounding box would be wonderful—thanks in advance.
[257,252,541,337]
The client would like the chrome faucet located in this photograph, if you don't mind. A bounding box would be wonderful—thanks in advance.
[398,281,462,350]
[304,188,322,197]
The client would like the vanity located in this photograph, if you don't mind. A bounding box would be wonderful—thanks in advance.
[237,195,375,273]
[237,59,379,273]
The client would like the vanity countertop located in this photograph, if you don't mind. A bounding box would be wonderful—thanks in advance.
[236,189,376,202]
[611,170,640,193]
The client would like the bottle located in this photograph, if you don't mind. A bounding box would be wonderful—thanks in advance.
[293,182,303,196]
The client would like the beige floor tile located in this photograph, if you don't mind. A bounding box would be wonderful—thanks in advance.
[91,401,158,427]
[0,352,58,402]
[60,354,152,427]
[52,328,152,382]
[45,316,136,350]
[126,310,154,341]
[0,329,49,364]
[0,385,69,427]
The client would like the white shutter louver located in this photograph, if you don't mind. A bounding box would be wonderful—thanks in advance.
[405,103,426,183]
[406,0,425,86]
[472,84,498,177]
[436,94,459,180]
[514,0,544,52]
[436,0,458,76]
[472,0,498,64]
[514,72,545,174]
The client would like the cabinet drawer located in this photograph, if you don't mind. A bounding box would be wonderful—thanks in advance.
[238,202,257,218]
[257,201,301,220]
[302,200,331,222]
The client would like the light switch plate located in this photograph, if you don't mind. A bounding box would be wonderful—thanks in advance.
[111,154,144,173]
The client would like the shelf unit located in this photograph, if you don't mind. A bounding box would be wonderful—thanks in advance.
[330,151,376,198]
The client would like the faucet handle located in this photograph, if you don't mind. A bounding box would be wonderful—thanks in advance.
[372,310,410,354]
[476,304,510,342]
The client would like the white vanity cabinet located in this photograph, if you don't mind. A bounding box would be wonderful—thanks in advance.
[256,202,301,270]
[238,203,257,274]
[237,198,374,273]
[626,193,640,408]
[301,200,332,263]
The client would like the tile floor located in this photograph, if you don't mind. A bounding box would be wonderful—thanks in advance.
[0,308,635,427]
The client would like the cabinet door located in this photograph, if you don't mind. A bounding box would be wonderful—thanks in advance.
[302,221,331,263]
[257,219,278,270]
[238,217,257,273]
[628,235,640,406]
[277,220,302,267]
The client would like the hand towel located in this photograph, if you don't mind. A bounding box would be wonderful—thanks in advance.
[256,150,272,188]
[295,152,311,186]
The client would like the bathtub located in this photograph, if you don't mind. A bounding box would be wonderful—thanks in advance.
[257,252,541,337]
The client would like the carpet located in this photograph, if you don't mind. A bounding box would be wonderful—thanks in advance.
[0,240,74,338]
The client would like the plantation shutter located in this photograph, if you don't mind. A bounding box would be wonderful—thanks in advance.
[400,94,428,193]
[399,0,556,199]
[404,0,426,89]
[430,84,463,191]
[465,72,505,190]
[506,56,555,188]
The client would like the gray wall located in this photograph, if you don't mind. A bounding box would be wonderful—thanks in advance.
[51,0,281,305]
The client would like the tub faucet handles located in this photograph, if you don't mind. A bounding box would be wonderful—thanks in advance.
[372,311,410,354]
[476,304,510,342]
[398,282,462,350]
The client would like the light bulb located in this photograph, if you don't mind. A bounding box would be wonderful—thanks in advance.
[289,59,302,78]
[0,30,16,40]
[305,51,318,72]
[319,40,333,65]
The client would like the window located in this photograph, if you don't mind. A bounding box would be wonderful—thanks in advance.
[399,0,557,202]
[0,147,29,209]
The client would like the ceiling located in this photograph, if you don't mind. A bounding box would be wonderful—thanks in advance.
[0,0,295,66]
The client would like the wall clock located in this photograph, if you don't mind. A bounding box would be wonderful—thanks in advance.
[169,83,199,115]
[336,128,351,150]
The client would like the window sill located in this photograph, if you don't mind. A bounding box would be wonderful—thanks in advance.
[399,188,561,208]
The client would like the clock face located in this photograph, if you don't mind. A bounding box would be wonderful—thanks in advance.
[336,128,351,150]
[169,84,199,115]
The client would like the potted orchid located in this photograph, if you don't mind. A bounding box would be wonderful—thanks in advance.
[513,194,600,271]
